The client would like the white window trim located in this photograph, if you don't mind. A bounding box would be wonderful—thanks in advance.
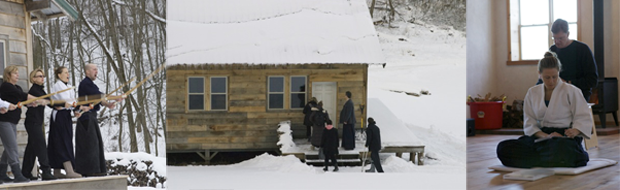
[210,76,228,111]
[187,76,205,111]
[290,75,307,110]
[507,0,580,65]
[0,38,8,79]
[267,76,285,110]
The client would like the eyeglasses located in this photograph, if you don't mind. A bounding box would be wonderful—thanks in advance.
[34,75,44,78]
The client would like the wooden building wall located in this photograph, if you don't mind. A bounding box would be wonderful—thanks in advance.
[167,64,368,152]
[0,0,36,166]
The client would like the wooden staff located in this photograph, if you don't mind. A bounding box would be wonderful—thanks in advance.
[17,86,75,108]
[79,76,137,109]
[75,63,165,107]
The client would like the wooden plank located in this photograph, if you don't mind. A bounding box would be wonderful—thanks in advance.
[0,1,25,17]
[166,143,201,151]
[8,39,26,54]
[0,25,26,41]
[8,52,26,66]
[165,124,207,132]
[0,13,25,29]
[187,136,231,144]
[229,106,265,112]
[229,100,266,107]
[229,93,266,101]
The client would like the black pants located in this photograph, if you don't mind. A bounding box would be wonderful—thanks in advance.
[324,153,338,168]
[75,112,107,175]
[22,120,51,176]
[370,150,384,172]
[306,125,312,139]
[497,127,589,168]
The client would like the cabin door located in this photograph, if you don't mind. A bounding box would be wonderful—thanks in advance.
[312,82,337,122]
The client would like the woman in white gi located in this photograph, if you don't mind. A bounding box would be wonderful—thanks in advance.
[48,66,84,178]
[497,52,591,168]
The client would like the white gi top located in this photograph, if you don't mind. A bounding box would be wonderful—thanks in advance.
[50,80,77,121]
[523,79,593,139]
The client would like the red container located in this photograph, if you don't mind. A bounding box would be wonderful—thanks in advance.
[467,101,504,130]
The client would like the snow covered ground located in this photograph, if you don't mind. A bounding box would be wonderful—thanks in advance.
[167,122,465,189]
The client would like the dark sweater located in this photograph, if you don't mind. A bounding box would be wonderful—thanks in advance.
[78,77,104,121]
[0,82,28,124]
[550,40,598,100]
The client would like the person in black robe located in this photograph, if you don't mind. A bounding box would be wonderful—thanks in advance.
[75,64,119,176]
[321,120,339,172]
[302,97,318,141]
[339,91,356,150]
[22,69,60,181]
[365,117,384,173]
[310,101,330,148]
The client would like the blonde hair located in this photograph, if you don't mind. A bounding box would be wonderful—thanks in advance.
[29,68,44,83]
[3,66,18,82]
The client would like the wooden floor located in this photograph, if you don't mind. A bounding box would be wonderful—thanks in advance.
[467,134,620,190]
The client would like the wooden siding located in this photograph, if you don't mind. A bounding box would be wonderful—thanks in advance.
[167,64,369,152]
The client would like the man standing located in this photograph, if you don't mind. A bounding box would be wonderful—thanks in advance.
[365,117,383,173]
[75,63,118,176]
[538,19,598,101]
[339,91,355,150]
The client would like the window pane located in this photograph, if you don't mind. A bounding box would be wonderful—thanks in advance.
[291,93,305,109]
[569,23,577,40]
[189,95,204,110]
[269,77,284,92]
[211,94,226,110]
[291,77,306,93]
[269,94,283,109]
[211,77,226,93]
[521,26,550,60]
[553,0,577,22]
[188,78,204,93]
[520,0,549,25]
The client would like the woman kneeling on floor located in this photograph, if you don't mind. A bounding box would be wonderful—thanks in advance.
[496,51,591,168]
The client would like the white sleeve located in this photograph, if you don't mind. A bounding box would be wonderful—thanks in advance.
[523,89,541,136]
[0,98,9,109]
[569,88,593,139]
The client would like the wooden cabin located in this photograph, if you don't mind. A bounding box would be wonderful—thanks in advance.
[0,0,76,167]
[166,0,385,160]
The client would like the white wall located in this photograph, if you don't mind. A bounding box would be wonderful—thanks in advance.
[466,0,498,117]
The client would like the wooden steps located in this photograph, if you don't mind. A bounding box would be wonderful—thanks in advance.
[304,153,363,166]
[0,175,128,190]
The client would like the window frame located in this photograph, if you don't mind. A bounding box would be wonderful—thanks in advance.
[187,76,205,111]
[506,0,581,65]
[289,75,307,110]
[0,36,9,80]
[210,76,228,111]
[267,76,285,110]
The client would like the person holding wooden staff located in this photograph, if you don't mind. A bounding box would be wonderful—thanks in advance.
[75,63,119,176]
[48,66,84,178]
[21,69,65,181]
[0,66,43,183]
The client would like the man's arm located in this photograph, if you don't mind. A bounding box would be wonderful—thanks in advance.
[570,46,598,91]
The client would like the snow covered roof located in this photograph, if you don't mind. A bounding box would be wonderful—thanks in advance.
[166,0,385,65]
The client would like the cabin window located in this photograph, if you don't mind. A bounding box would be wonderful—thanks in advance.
[290,76,306,109]
[507,0,579,64]
[268,76,284,109]
[188,77,205,110]
[211,76,227,110]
